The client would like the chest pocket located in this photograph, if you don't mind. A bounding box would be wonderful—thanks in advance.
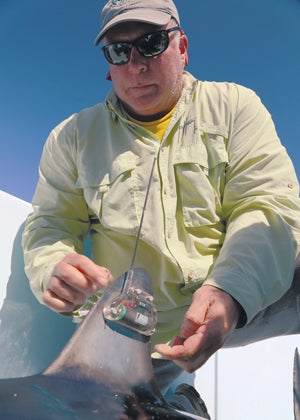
[77,152,139,234]
[174,133,229,228]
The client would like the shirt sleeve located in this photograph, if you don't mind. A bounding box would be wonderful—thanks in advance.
[204,85,300,324]
[22,116,90,303]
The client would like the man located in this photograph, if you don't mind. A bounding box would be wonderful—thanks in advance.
[22,0,300,416]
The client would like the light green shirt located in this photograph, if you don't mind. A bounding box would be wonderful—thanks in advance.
[23,72,300,351]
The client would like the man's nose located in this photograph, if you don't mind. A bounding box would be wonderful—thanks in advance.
[127,47,148,73]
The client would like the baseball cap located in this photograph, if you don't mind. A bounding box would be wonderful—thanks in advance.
[94,0,180,45]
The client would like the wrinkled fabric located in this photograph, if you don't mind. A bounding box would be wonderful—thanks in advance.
[22,72,300,351]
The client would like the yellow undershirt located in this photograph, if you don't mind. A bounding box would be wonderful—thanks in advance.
[126,106,176,141]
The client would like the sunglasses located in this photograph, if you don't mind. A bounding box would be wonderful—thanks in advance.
[102,26,181,66]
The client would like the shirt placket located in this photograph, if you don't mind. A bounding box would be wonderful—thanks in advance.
[157,143,191,282]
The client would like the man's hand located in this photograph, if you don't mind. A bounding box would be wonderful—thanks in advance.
[154,285,241,372]
[42,253,113,313]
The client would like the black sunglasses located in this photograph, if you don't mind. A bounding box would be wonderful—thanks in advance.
[102,26,181,66]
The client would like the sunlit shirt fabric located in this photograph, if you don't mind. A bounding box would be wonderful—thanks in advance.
[23,72,300,352]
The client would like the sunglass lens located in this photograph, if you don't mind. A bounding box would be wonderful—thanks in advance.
[138,31,168,57]
[105,43,130,65]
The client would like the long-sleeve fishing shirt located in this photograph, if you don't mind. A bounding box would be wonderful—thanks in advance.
[22,71,300,350]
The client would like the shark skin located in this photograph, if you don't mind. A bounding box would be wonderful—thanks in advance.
[0,268,206,419]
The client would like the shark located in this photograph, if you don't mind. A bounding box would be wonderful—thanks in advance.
[0,268,207,419]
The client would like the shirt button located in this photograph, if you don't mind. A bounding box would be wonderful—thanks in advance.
[163,187,168,195]
[167,230,172,239]
[188,270,194,279]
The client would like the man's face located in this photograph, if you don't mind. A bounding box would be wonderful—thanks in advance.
[103,21,188,121]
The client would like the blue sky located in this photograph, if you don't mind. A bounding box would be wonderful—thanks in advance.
[0,0,299,202]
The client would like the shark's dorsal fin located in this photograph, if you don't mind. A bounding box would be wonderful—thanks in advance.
[44,268,161,394]
[0,268,208,418]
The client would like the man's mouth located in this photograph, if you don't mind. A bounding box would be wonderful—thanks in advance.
[129,84,157,95]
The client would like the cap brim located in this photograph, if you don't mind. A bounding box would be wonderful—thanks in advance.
[94,9,172,45]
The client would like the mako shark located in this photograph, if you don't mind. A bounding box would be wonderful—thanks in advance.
[0,268,207,419]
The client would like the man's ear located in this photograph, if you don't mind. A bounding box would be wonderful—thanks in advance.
[179,30,189,67]
[106,70,112,81]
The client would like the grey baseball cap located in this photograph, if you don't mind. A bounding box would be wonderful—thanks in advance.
[94,0,180,45]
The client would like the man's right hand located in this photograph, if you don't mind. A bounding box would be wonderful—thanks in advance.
[42,253,113,313]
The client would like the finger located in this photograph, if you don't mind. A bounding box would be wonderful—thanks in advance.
[52,263,101,296]
[155,329,217,373]
[46,275,87,305]
[174,342,217,373]
[80,264,113,288]
[43,289,80,313]
[155,325,208,360]
[61,254,113,288]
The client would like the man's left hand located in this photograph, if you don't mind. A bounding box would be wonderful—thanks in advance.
[154,284,241,372]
